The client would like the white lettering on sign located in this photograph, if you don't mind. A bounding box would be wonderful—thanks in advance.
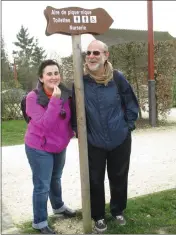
[53,18,71,23]
[61,10,67,15]
[51,10,60,15]
[90,16,97,23]
[82,16,89,23]
[80,10,92,15]
[73,16,81,23]
[70,25,87,30]
[50,9,98,25]
[68,10,79,16]
[67,10,92,16]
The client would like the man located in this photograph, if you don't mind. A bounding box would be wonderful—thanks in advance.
[71,40,139,233]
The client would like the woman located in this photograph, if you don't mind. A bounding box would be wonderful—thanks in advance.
[25,59,75,234]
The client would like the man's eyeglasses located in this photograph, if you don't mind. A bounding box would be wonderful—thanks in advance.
[86,51,105,56]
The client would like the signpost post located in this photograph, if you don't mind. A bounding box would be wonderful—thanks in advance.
[44,7,113,233]
[71,34,92,233]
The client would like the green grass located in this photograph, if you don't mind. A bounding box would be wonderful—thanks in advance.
[105,189,176,234]
[2,120,27,146]
[1,118,176,147]
[16,189,176,234]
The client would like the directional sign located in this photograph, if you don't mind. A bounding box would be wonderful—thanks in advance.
[44,6,113,36]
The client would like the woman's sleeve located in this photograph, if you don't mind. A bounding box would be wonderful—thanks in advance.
[26,92,63,131]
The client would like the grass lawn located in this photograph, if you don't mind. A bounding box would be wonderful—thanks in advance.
[16,189,176,234]
[2,119,176,147]
[2,120,27,146]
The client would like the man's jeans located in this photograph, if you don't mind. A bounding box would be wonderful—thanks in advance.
[25,144,66,229]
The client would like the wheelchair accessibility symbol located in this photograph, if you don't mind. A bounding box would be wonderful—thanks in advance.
[90,16,97,23]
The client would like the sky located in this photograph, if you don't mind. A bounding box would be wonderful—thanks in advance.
[2,1,176,62]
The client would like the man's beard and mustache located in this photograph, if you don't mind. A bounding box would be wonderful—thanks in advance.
[87,58,105,71]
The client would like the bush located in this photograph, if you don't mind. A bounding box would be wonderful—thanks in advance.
[108,40,176,120]
[1,81,25,120]
[173,74,176,107]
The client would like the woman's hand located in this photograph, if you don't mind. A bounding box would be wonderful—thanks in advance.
[52,86,61,98]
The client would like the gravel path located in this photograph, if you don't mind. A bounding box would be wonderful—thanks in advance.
[2,125,176,233]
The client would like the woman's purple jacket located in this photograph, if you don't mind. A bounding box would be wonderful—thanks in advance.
[25,90,74,153]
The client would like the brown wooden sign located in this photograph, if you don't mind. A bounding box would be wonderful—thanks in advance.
[44,6,113,36]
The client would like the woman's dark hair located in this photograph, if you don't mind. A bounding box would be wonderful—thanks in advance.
[38,59,60,78]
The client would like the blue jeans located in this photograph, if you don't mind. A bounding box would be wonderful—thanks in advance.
[25,144,66,229]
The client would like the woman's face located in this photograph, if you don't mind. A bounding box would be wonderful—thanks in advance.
[39,65,61,91]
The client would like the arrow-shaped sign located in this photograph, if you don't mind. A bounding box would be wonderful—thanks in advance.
[44,6,114,36]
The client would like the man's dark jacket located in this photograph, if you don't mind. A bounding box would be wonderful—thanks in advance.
[71,70,139,150]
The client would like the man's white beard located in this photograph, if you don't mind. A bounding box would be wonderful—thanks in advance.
[88,63,100,71]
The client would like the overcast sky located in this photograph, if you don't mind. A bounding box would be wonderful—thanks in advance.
[2,1,176,61]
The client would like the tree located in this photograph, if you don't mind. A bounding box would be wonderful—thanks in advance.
[31,39,46,67]
[1,36,13,83]
[13,26,47,91]
[14,25,34,63]
[61,55,74,89]
[61,52,86,89]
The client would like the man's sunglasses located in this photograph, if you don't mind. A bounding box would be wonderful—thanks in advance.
[86,51,105,56]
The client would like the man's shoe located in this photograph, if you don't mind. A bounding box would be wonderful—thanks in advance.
[94,219,107,233]
[40,226,56,234]
[55,205,76,217]
[115,215,126,225]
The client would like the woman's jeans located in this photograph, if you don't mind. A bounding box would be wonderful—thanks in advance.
[25,144,66,229]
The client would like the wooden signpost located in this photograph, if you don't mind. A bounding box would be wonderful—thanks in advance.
[44,6,113,233]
